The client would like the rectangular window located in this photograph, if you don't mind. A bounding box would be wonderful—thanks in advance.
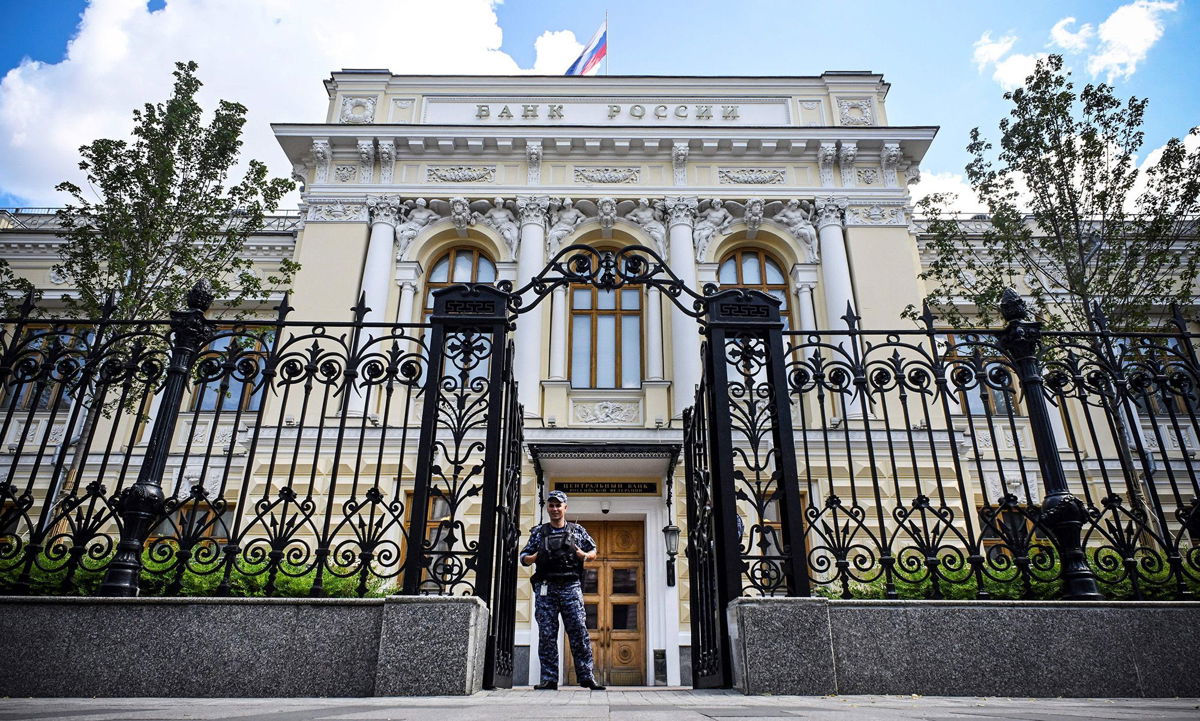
[569,284,642,389]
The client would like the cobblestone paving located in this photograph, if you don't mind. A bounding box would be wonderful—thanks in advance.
[1,690,1198,721]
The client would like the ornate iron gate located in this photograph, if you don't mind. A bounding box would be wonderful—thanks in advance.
[682,376,726,688]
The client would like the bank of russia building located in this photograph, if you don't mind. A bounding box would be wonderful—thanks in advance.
[270,71,934,686]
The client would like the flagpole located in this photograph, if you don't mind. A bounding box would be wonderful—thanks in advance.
[605,11,609,76]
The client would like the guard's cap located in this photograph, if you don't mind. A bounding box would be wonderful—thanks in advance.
[547,490,568,504]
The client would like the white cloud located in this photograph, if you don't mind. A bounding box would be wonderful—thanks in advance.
[1088,0,1178,82]
[0,0,579,206]
[1049,17,1094,52]
[972,32,1017,71]
[531,30,584,75]
[992,52,1047,91]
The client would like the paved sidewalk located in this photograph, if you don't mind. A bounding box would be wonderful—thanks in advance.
[1,690,1198,721]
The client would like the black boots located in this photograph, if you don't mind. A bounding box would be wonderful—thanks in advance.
[534,678,606,690]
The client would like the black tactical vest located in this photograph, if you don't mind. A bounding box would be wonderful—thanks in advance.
[531,522,585,584]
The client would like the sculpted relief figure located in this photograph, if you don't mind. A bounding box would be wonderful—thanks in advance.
[396,198,440,259]
[478,197,519,256]
[546,198,586,255]
[692,199,734,262]
[772,199,819,262]
[624,198,667,257]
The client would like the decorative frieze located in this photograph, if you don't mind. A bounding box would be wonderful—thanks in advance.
[837,98,874,126]
[672,142,689,186]
[357,139,375,184]
[717,168,785,185]
[306,199,369,222]
[574,167,641,184]
[881,143,902,188]
[845,202,908,227]
[426,166,497,183]
[527,141,542,184]
[856,168,879,186]
[340,96,377,124]
[311,139,331,184]
[571,399,641,426]
[334,165,357,183]
[817,142,837,188]
[838,143,858,188]
[377,140,396,184]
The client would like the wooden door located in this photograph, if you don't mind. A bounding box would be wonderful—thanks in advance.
[566,521,645,686]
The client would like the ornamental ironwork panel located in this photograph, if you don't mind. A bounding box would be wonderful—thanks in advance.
[483,340,523,689]
[0,292,433,598]
[682,375,726,689]
[403,284,511,596]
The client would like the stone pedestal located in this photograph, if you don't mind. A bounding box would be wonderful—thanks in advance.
[375,596,489,696]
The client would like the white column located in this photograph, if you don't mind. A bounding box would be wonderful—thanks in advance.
[396,281,417,325]
[348,195,402,417]
[549,285,568,381]
[665,197,701,417]
[514,196,551,417]
[815,197,855,335]
[645,287,665,381]
[795,282,817,333]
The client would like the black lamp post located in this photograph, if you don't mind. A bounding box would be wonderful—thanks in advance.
[663,523,681,586]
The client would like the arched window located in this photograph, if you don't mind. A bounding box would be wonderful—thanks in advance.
[423,247,497,317]
[570,250,643,389]
[718,248,794,329]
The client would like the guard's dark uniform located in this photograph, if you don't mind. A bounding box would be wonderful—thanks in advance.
[521,520,597,685]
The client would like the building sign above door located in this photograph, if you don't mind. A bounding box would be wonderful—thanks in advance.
[422,97,792,126]
[552,480,660,496]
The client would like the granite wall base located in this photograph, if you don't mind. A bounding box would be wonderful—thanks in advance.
[727,598,1200,697]
[0,595,489,697]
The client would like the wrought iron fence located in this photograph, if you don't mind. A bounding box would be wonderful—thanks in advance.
[0,284,528,600]
[706,291,1200,602]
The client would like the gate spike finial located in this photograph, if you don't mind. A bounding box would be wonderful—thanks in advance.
[919,301,937,332]
[274,291,294,323]
[351,291,371,323]
[841,301,860,331]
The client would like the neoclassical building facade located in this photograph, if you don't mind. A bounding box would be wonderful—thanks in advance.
[270,71,935,685]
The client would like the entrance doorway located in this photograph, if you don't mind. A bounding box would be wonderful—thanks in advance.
[566,520,645,686]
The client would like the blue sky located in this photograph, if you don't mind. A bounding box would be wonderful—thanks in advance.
[1,0,1196,209]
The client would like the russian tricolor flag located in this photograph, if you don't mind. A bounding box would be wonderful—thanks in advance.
[565,21,607,76]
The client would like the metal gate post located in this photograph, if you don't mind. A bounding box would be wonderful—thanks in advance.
[996,289,1102,600]
[402,284,510,596]
[99,281,215,597]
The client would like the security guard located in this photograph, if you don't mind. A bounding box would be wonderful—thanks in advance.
[520,491,606,690]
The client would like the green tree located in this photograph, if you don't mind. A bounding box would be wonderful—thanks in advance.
[15,60,298,509]
[910,54,1200,332]
[53,60,297,320]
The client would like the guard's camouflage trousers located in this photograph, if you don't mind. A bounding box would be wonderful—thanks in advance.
[534,580,595,683]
